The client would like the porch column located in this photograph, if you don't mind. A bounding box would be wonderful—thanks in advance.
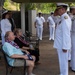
[21,3,25,33]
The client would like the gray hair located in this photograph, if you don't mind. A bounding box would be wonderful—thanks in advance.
[5,31,12,40]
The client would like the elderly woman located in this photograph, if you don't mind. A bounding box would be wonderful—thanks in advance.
[14,28,40,63]
[3,31,35,75]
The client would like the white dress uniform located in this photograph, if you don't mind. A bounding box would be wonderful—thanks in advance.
[1,19,11,45]
[67,13,74,61]
[47,15,55,40]
[35,16,45,40]
[54,13,71,75]
[70,14,75,71]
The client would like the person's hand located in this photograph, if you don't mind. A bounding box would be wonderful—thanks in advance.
[27,43,29,45]
[25,50,30,54]
[62,49,67,53]
[30,48,34,50]
[23,55,28,60]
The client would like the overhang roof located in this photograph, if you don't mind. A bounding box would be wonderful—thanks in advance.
[12,0,75,3]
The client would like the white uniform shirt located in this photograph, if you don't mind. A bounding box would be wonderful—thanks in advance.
[54,13,72,50]
[35,16,45,26]
[47,16,55,27]
[1,19,11,36]
[70,15,75,32]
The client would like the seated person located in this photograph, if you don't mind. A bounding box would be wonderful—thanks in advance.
[14,28,40,63]
[3,31,35,75]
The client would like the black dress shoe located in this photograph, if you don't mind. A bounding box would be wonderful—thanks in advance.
[71,70,75,72]
[0,56,1,60]
[68,60,71,62]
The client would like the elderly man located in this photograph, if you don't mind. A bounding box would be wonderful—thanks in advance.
[34,12,45,40]
[70,6,75,72]
[54,3,72,75]
[3,31,35,75]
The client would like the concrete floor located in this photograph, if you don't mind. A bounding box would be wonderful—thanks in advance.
[0,36,75,75]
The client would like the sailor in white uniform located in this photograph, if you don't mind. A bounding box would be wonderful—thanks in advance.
[54,3,72,75]
[70,6,75,72]
[34,12,45,40]
[67,8,74,62]
[47,12,55,40]
[1,11,12,45]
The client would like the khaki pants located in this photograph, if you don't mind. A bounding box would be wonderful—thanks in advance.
[13,59,28,67]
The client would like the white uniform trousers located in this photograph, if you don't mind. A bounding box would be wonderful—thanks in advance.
[1,35,5,45]
[57,49,68,75]
[49,26,55,40]
[36,25,43,40]
[71,32,75,71]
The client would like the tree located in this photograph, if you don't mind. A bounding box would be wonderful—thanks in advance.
[3,1,75,13]
[25,3,56,14]
[4,0,20,10]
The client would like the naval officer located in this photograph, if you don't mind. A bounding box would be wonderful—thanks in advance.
[54,3,72,75]
[70,6,75,72]
[34,12,45,40]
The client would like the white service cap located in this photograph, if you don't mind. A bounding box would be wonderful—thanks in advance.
[56,3,68,9]
[2,10,8,15]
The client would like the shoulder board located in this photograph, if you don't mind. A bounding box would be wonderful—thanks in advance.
[64,16,68,19]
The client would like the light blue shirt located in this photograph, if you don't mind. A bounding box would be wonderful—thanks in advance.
[3,42,24,66]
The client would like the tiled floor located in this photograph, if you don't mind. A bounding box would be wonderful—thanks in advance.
[0,36,75,75]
